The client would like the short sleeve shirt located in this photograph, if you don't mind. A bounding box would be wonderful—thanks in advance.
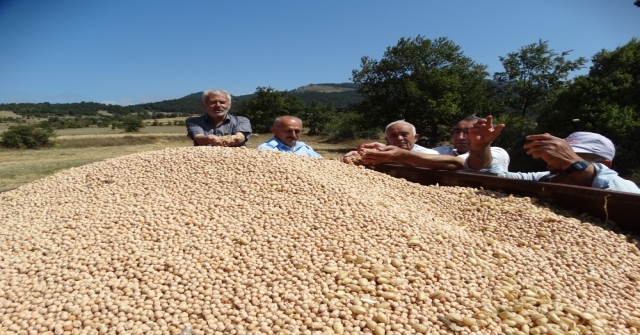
[411,144,439,155]
[257,137,322,158]
[434,145,510,171]
[186,113,252,146]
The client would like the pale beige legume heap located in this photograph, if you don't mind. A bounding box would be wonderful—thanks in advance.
[1,147,639,335]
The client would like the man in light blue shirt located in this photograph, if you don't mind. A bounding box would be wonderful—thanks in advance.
[257,116,322,158]
[465,116,640,194]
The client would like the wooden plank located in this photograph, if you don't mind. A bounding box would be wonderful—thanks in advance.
[372,164,640,234]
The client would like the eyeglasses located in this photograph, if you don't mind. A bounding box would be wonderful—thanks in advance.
[452,129,469,137]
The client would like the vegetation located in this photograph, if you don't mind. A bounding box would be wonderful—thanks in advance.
[1,36,638,182]
[538,38,640,177]
[489,40,587,171]
[121,115,145,132]
[235,87,306,134]
[0,124,56,149]
[351,36,492,147]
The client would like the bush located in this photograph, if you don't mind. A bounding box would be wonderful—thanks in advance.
[0,125,56,149]
[326,112,379,140]
[122,115,144,132]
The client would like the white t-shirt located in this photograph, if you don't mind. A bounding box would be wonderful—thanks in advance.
[434,146,510,171]
[411,144,439,155]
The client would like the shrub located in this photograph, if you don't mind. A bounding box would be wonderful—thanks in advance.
[0,125,56,149]
[122,115,144,132]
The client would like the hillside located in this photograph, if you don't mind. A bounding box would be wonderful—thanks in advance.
[291,83,358,93]
[0,83,362,117]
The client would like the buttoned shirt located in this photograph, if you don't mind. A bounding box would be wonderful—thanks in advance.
[186,113,252,146]
[464,159,640,194]
[434,145,510,171]
[257,137,322,158]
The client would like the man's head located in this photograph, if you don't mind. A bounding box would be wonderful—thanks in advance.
[547,132,614,169]
[202,90,231,120]
[451,115,481,154]
[384,121,419,151]
[564,132,615,166]
[271,116,302,149]
[544,132,615,184]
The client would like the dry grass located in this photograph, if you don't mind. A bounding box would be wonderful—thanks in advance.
[0,111,21,117]
[0,130,375,192]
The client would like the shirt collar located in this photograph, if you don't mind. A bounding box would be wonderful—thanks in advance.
[204,112,231,125]
[269,137,302,150]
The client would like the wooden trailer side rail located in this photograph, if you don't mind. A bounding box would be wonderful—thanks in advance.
[372,164,640,234]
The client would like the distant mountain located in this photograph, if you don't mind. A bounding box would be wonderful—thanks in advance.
[290,83,359,93]
[167,83,362,111]
[285,83,361,108]
[0,83,362,117]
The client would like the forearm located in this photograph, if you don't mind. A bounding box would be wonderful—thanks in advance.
[467,145,493,170]
[397,152,465,170]
[567,163,597,187]
[192,134,212,145]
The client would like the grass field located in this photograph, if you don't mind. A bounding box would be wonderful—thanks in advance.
[0,130,376,192]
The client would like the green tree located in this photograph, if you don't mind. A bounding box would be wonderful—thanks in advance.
[489,40,586,171]
[537,38,640,177]
[493,40,587,118]
[325,111,379,140]
[121,115,144,132]
[0,125,56,149]
[236,87,305,133]
[351,36,491,146]
[300,100,336,136]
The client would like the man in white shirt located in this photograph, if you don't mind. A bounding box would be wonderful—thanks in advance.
[356,116,510,171]
[432,115,510,171]
[342,120,438,164]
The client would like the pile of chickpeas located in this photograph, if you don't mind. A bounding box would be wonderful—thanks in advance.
[1,147,639,335]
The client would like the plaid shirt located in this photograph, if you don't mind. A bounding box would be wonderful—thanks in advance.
[186,113,252,146]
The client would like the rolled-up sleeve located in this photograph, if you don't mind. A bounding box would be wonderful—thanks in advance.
[186,117,205,139]
[234,116,252,141]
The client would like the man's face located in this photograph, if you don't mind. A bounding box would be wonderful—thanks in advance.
[272,117,302,148]
[452,121,474,154]
[202,93,230,119]
[385,123,418,150]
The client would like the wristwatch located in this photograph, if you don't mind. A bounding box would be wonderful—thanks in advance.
[564,160,590,174]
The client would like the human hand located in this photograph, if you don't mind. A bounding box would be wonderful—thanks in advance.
[207,134,238,146]
[341,151,364,165]
[468,115,505,149]
[360,145,404,164]
[205,134,221,146]
[358,142,386,152]
[524,133,583,169]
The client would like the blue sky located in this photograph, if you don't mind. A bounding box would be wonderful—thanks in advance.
[0,0,638,106]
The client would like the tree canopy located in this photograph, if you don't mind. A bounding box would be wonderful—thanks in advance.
[493,39,586,118]
[235,87,306,134]
[351,36,491,146]
[538,38,640,176]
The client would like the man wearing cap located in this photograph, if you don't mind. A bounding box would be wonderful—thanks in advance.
[464,116,640,193]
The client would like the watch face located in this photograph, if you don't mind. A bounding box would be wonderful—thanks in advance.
[565,160,590,174]
[574,161,589,170]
